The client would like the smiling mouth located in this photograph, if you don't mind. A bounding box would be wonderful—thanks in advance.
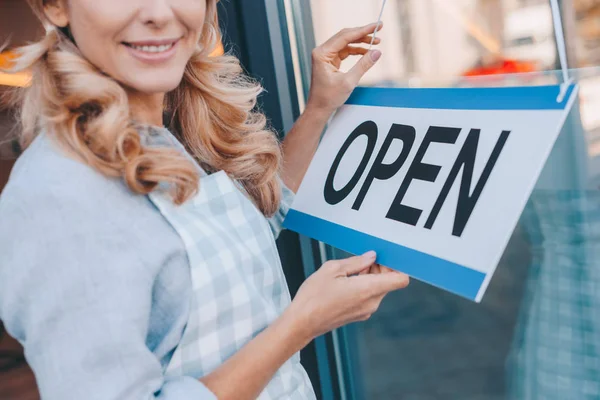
[122,40,179,54]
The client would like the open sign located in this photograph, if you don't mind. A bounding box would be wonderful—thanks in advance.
[285,85,578,301]
[324,121,511,238]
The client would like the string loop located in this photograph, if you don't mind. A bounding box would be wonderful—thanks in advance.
[369,0,388,50]
[369,0,572,102]
[549,0,573,102]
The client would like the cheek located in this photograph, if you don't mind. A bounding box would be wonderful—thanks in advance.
[67,2,130,72]
[177,2,208,44]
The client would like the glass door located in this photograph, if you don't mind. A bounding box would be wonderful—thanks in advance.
[283,0,600,399]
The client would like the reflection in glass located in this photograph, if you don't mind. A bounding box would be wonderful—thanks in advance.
[289,0,600,398]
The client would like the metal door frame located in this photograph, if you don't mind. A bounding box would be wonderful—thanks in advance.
[218,1,340,398]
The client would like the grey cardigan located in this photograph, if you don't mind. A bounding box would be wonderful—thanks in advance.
[0,132,289,399]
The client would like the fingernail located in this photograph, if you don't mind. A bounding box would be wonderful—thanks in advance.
[363,251,377,259]
[370,50,382,62]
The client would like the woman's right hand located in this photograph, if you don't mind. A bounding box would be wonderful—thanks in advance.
[198,251,408,399]
[287,251,410,340]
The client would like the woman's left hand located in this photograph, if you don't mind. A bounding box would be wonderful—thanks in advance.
[306,23,383,117]
[281,23,384,191]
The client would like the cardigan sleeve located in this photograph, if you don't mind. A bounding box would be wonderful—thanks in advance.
[267,178,296,239]
[0,142,216,400]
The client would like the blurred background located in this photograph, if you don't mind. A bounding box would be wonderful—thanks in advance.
[2,0,600,399]
[309,0,597,84]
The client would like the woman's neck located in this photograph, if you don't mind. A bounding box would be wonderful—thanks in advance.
[127,91,166,127]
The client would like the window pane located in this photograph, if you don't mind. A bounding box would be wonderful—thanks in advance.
[296,1,600,399]
[310,0,600,87]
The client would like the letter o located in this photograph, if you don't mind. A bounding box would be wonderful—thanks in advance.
[324,121,378,205]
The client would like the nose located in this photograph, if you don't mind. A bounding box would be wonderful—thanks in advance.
[139,0,175,29]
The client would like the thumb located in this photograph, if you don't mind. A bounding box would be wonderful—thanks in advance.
[339,251,377,276]
[347,50,381,86]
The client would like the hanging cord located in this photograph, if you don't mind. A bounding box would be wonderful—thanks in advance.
[549,0,574,102]
[369,0,388,50]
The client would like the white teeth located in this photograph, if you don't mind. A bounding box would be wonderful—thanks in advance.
[131,43,174,53]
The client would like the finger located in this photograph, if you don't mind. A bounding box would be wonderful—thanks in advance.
[322,23,385,53]
[369,263,382,274]
[360,271,410,295]
[379,266,395,273]
[357,263,375,276]
[353,35,382,45]
[338,251,377,276]
[363,295,385,319]
[340,46,368,61]
[357,263,382,276]
[347,50,382,85]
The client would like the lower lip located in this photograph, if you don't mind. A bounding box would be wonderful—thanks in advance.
[124,41,179,64]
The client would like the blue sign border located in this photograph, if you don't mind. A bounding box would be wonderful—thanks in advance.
[284,210,486,301]
[346,84,577,111]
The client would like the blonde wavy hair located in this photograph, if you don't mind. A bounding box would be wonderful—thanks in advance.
[3,0,282,215]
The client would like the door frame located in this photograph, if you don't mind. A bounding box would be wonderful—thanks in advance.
[217,1,340,398]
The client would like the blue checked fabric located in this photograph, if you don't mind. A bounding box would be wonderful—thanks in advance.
[508,190,600,399]
[146,127,315,399]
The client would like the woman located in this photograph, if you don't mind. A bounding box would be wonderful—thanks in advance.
[0,1,409,399]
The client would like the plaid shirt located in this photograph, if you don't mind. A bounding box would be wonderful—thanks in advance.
[147,127,316,400]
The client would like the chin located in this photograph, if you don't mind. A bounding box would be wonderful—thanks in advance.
[125,73,186,95]
[138,80,184,94]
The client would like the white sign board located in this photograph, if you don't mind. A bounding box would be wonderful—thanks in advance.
[284,85,578,302]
